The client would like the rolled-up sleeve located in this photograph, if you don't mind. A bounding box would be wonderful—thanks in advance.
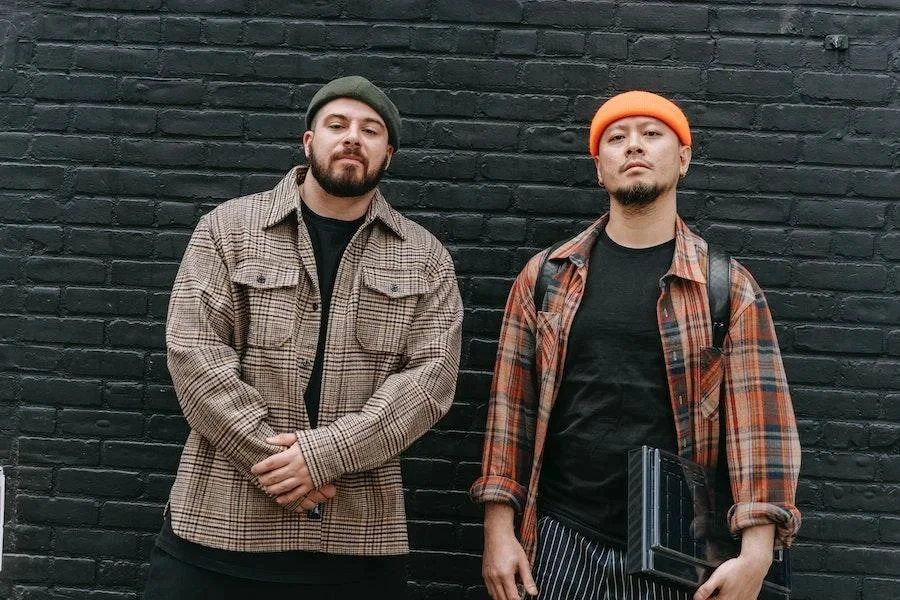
[470,258,541,513]
[723,279,802,549]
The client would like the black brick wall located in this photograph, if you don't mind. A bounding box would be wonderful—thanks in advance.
[0,1,897,599]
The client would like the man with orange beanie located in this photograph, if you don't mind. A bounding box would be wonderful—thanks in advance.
[471,91,800,600]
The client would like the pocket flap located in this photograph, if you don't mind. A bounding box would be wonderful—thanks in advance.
[361,267,429,298]
[232,259,299,289]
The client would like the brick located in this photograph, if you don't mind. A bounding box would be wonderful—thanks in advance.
[823,544,900,574]
[39,14,116,41]
[19,406,57,434]
[716,7,803,34]
[391,88,478,118]
[833,231,875,258]
[840,295,900,325]
[58,410,145,438]
[794,325,883,354]
[250,52,341,83]
[433,58,518,89]
[34,42,73,69]
[794,199,885,228]
[97,559,145,588]
[146,414,188,442]
[705,132,797,162]
[864,579,900,600]
[21,376,102,406]
[631,35,672,61]
[613,65,702,93]
[759,165,850,195]
[110,261,178,288]
[432,121,518,151]
[432,0,522,23]
[801,137,893,167]
[13,524,53,550]
[68,228,155,257]
[32,134,113,162]
[102,441,182,470]
[26,257,106,284]
[74,46,158,73]
[679,101,755,129]
[65,288,147,316]
[801,72,892,102]
[121,77,205,105]
[0,164,66,190]
[478,93,568,121]
[51,557,96,584]
[106,320,165,349]
[809,10,900,36]
[791,574,861,600]
[33,73,118,101]
[58,468,143,498]
[708,68,793,97]
[20,316,104,345]
[56,528,141,558]
[497,30,537,56]
[525,0,614,27]
[854,170,900,199]
[796,261,887,292]
[0,132,31,159]
[541,31,584,56]
[19,437,101,466]
[72,106,156,134]
[120,139,206,167]
[100,501,164,530]
[207,82,294,110]
[760,104,850,133]
[855,108,900,137]
[521,61,608,91]
[389,150,477,181]
[839,359,900,389]
[119,15,162,43]
[158,109,242,137]
[1,224,64,252]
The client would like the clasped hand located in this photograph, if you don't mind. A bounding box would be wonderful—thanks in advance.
[250,433,335,511]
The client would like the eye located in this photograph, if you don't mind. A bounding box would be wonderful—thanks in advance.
[608,134,625,142]
[328,123,344,130]
[363,128,378,135]
[645,130,661,137]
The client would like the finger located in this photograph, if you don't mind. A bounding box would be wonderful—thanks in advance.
[484,576,502,600]
[319,483,337,498]
[251,449,292,475]
[501,571,520,600]
[694,579,716,600]
[265,433,297,447]
[257,462,301,487]
[305,489,328,504]
[300,497,318,510]
[275,483,312,506]
[264,476,302,496]
[518,555,538,596]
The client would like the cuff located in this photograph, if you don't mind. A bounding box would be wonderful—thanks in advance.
[295,427,341,489]
[728,501,801,549]
[470,475,527,513]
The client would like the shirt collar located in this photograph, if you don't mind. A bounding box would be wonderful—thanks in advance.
[263,165,406,240]
[548,211,707,284]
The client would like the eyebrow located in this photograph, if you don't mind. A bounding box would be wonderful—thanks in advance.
[323,113,385,127]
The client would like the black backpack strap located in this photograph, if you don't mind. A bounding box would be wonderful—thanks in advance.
[532,239,567,312]
[707,244,731,352]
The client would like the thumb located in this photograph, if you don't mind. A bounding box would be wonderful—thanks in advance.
[694,578,716,600]
[519,554,538,596]
[266,433,298,447]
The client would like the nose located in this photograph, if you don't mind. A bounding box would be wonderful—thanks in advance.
[342,123,362,147]
[625,131,644,155]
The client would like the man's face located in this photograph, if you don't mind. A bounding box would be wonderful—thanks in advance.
[303,97,394,198]
[592,116,691,207]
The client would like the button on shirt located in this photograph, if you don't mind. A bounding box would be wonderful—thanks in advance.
[470,214,801,565]
[165,166,463,554]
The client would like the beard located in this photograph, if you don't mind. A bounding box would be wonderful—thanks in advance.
[609,182,663,208]
[308,145,389,197]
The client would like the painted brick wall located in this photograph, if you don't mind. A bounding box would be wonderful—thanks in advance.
[0,1,898,599]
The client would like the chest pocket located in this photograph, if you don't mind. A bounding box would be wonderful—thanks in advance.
[231,259,300,349]
[356,267,429,354]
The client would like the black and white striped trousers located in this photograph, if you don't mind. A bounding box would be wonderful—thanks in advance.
[530,515,691,600]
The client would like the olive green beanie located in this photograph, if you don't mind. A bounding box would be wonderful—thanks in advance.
[305,76,401,150]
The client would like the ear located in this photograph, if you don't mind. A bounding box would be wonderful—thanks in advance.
[679,144,692,178]
[302,131,313,158]
[592,155,603,187]
[385,144,394,169]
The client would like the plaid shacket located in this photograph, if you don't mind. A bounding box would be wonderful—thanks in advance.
[471,213,801,565]
[166,166,462,554]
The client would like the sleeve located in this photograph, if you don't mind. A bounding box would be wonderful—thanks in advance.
[166,216,282,481]
[469,256,541,513]
[295,247,463,488]
[723,271,802,549]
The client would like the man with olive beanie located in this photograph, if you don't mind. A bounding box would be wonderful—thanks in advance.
[472,91,800,600]
[143,76,462,599]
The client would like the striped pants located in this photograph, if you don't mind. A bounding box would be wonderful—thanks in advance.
[530,515,691,600]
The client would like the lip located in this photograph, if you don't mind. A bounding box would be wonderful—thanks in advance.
[336,155,364,164]
[623,161,650,172]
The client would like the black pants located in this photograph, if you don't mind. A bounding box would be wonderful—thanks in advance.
[143,546,408,600]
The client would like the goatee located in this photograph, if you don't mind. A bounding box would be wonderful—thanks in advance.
[308,146,388,198]
[610,183,662,208]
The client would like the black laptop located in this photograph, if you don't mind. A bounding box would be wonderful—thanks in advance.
[627,446,791,600]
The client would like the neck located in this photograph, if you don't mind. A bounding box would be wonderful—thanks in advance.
[299,168,375,221]
[605,191,677,249]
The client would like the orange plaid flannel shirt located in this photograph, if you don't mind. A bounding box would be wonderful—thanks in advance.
[471,214,801,564]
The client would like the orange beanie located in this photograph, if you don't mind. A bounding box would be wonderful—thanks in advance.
[588,91,691,156]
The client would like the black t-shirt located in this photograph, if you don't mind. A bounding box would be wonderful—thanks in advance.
[155,202,406,582]
[538,229,678,547]
[301,201,365,428]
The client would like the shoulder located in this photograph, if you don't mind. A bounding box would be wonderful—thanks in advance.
[201,190,271,236]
